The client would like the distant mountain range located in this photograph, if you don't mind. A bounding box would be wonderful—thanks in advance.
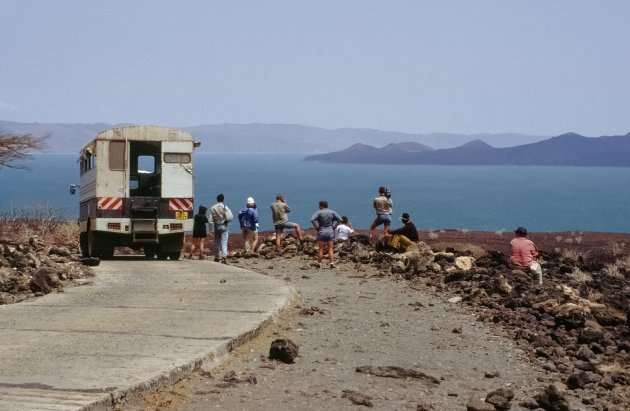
[303,132,630,166]
[0,120,547,153]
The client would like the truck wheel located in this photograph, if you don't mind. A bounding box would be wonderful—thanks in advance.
[144,246,157,259]
[87,227,96,257]
[80,232,89,258]
[168,252,181,261]
[156,251,169,260]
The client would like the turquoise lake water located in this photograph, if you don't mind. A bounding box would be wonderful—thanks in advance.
[1,154,629,233]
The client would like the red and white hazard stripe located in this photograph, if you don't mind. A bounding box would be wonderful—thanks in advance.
[97,197,123,210]
[169,198,194,211]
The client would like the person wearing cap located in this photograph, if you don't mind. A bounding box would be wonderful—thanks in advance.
[310,200,342,268]
[386,212,419,250]
[238,197,259,253]
[369,186,393,244]
[510,227,543,285]
[271,194,303,250]
[188,205,209,259]
[210,193,233,264]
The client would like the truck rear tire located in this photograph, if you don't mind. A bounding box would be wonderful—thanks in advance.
[80,232,89,258]
[144,246,157,259]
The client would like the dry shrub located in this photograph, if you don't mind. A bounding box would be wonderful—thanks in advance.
[555,236,563,242]
[609,241,626,256]
[605,256,630,279]
[604,263,624,279]
[569,268,592,283]
[0,204,73,246]
[586,290,603,303]
[427,231,439,239]
[460,228,470,233]
[494,230,505,236]
[50,222,80,248]
[430,242,487,258]
[562,249,591,261]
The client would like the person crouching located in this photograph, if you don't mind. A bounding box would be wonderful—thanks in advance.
[510,227,543,285]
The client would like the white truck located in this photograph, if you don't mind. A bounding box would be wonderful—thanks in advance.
[74,125,198,259]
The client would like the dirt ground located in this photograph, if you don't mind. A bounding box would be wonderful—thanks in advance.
[118,230,630,411]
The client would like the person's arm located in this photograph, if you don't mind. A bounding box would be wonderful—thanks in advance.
[310,212,320,229]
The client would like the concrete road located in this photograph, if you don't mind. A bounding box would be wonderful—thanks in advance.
[0,258,293,410]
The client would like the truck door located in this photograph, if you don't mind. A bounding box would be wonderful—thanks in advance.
[161,141,194,198]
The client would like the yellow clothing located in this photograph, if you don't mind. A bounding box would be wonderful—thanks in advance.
[388,234,414,249]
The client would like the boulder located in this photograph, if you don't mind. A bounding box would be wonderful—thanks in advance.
[534,383,570,411]
[466,397,495,411]
[590,306,627,327]
[485,387,514,411]
[454,256,475,271]
[269,339,299,363]
[29,267,61,294]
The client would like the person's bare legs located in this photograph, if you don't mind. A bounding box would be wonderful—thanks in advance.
[327,241,335,267]
[189,238,198,258]
[294,224,303,241]
[198,238,205,259]
[317,242,325,267]
[251,232,259,252]
[275,232,282,250]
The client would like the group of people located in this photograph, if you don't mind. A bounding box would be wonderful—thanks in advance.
[187,186,543,284]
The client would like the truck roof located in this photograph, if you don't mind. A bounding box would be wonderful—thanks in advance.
[79,125,194,155]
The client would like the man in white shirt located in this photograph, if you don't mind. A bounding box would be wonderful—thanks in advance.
[334,216,354,242]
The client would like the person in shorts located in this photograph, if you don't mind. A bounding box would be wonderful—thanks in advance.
[369,186,393,242]
[188,205,209,259]
[271,194,302,250]
[310,200,342,269]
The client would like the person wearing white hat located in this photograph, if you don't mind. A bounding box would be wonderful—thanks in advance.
[238,197,259,253]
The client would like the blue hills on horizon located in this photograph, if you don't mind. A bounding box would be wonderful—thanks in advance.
[0,120,548,154]
[303,132,630,167]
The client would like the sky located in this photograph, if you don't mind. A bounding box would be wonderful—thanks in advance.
[1,0,629,137]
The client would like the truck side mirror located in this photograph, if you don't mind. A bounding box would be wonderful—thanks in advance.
[69,184,79,195]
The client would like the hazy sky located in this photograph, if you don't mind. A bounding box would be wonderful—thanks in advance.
[1,1,629,136]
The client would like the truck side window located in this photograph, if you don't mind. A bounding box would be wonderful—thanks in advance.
[109,141,125,170]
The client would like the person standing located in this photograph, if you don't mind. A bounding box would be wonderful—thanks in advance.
[369,186,393,243]
[271,194,303,250]
[188,205,209,259]
[386,212,419,250]
[238,197,259,253]
[510,227,543,285]
[210,193,233,264]
[333,216,354,242]
[310,200,342,268]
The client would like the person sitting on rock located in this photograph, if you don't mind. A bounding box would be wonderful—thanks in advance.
[385,212,419,250]
[334,216,354,242]
[510,227,543,285]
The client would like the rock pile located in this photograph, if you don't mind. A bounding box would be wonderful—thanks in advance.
[0,236,95,305]
[244,233,630,410]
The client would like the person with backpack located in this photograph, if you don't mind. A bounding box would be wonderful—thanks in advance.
[238,197,259,253]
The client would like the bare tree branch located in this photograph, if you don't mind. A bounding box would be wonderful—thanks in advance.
[0,130,47,169]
